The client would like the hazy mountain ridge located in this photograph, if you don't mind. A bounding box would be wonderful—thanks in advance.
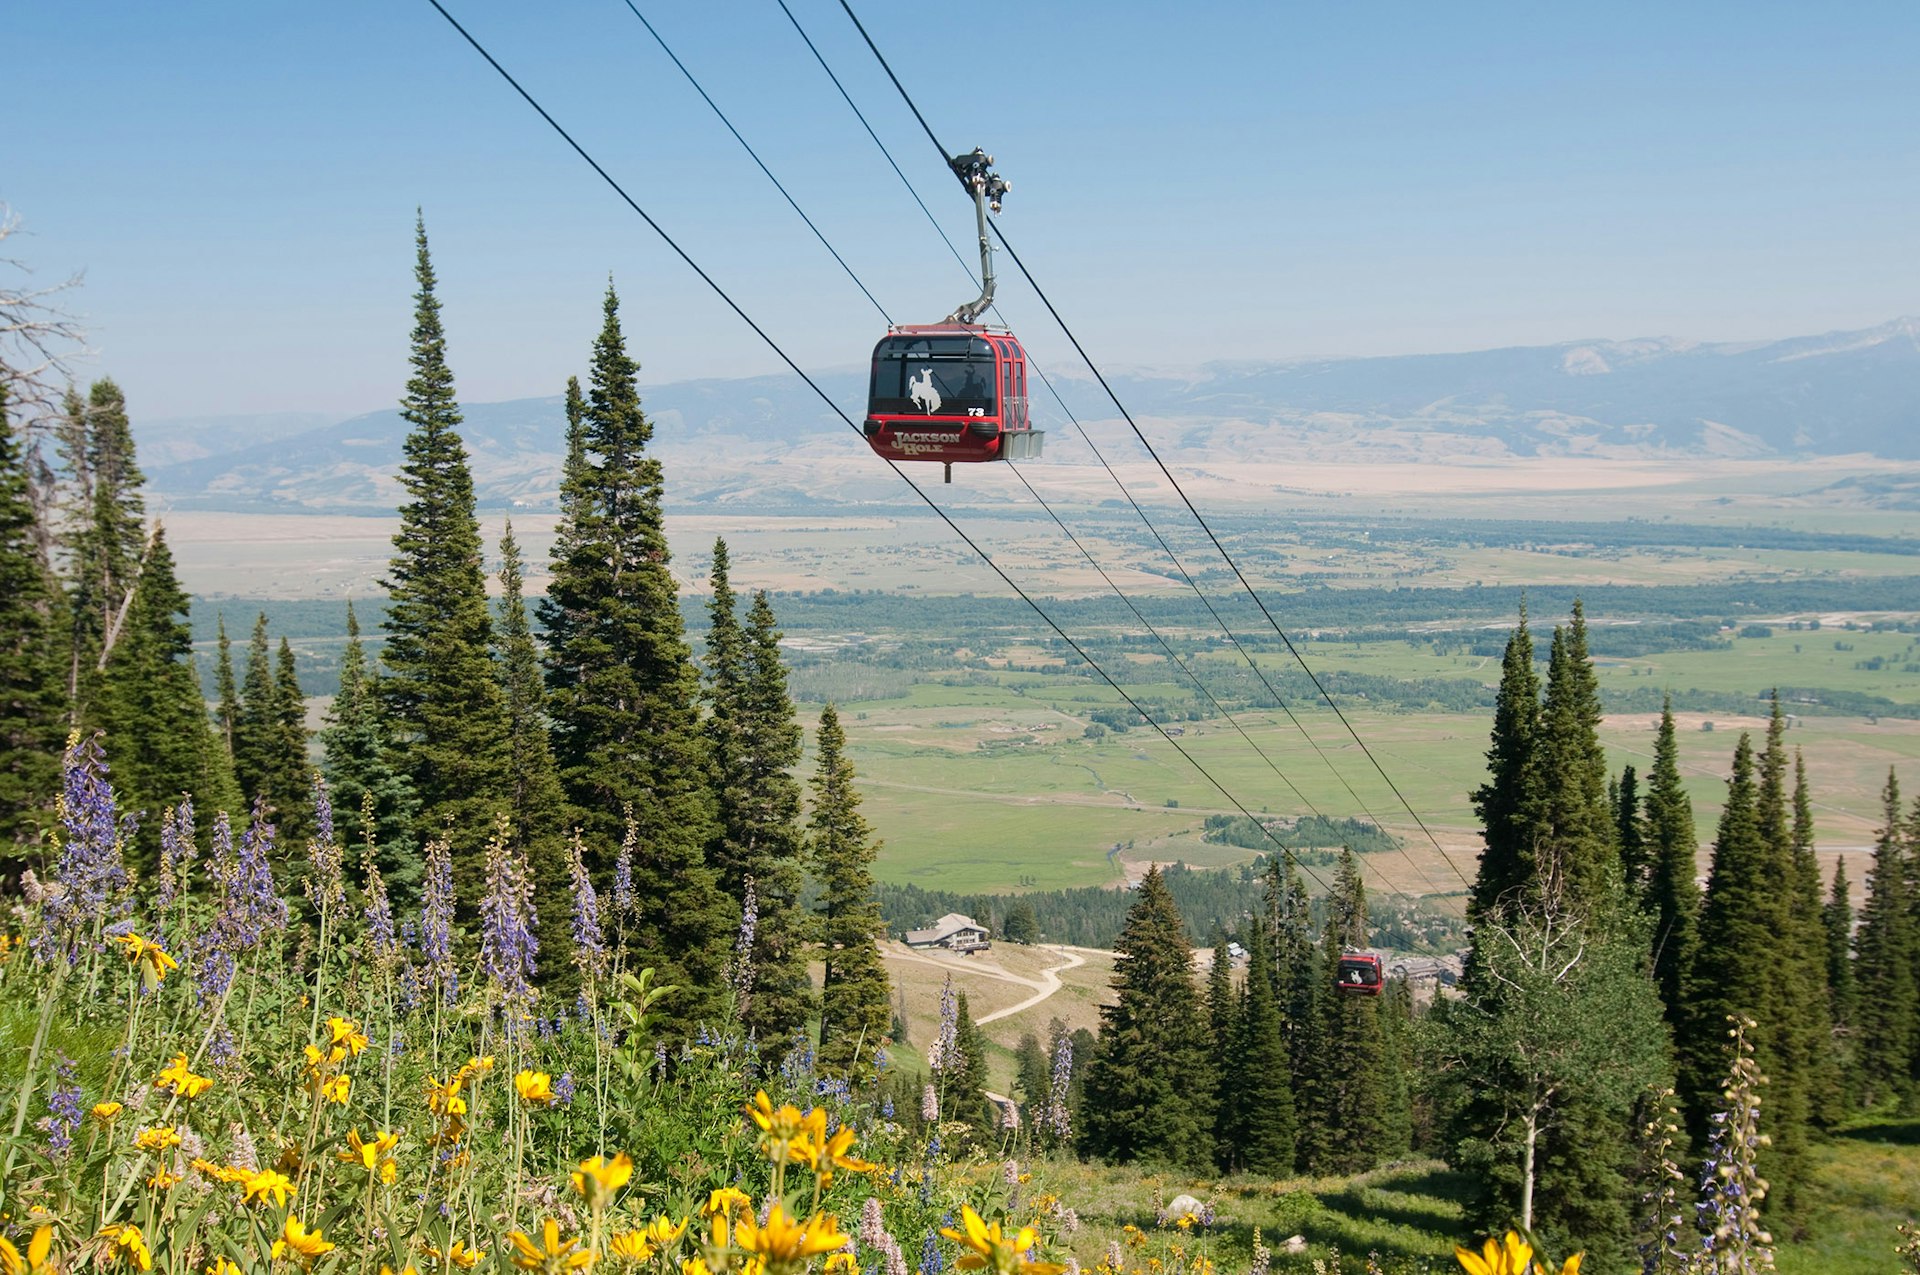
[137,319,1920,512]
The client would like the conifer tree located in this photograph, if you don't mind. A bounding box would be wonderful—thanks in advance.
[1225,921,1297,1174]
[1642,698,1700,1023]
[812,703,891,1077]
[97,526,239,868]
[1470,606,1541,922]
[1205,933,1239,1166]
[1013,1032,1050,1123]
[1533,603,1618,907]
[378,214,513,896]
[1080,865,1214,1169]
[1302,848,1395,1175]
[0,389,65,857]
[320,601,419,885]
[63,378,145,718]
[271,637,310,842]
[1677,725,1817,1218]
[1788,748,1841,1131]
[214,614,240,767]
[495,522,571,970]
[233,613,276,802]
[1616,763,1647,895]
[951,991,991,1126]
[540,284,729,998]
[1823,858,1856,1040]
[1853,771,1914,1108]
[703,547,811,1043]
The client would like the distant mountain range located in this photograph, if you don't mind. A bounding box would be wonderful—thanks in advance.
[136,318,1920,513]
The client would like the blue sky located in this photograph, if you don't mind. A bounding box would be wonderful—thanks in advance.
[8,1,1918,419]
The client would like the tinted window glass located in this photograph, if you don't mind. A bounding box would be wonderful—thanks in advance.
[870,336,997,416]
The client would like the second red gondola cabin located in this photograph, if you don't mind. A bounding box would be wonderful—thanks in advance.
[1335,953,1384,995]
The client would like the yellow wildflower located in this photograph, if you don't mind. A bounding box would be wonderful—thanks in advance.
[799,1124,874,1185]
[570,1153,634,1205]
[322,1016,369,1063]
[735,1204,848,1274]
[382,1267,421,1275]
[941,1206,1064,1275]
[133,1126,181,1152]
[242,1168,296,1208]
[447,1242,487,1269]
[642,1218,687,1248]
[1453,1233,1582,1275]
[318,1073,351,1105]
[154,1054,213,1100]
[744,1091,814,1165]
[92,1101,124,1122]
[0,1224,53,1275]
[272,1218,335,1267]
[113,932,179,982]
[825,1256,858,1275]
[702,1187,752,1220]
[515,1071,555,1106]
[507,1219,595,1273]
[607,1233,653,1264]
[98,1224,153,1272]
[426,1075,469,1117]
[147,1166,185,1190]
[680,1260,710,1275]
[340,1128,400,1176]
[208,1258,244,1275]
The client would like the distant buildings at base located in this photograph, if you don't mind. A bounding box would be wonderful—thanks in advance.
[903,912,992,953]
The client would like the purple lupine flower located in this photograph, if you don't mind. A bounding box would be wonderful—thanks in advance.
[921,1084,938,1123]
[154,796,196,917]
[44,1054,82,1157]
[304,773,346,919]
[612,812,637,920]
[208,1027,238,1068]
[566,832,607,983]
[919,1232,943,1275]
[554,1071,577,1107]
[727,876,759,1014]
[477,825,538,1016]
[1046,1030,1074,1143]
[859,1197,887,1249]
[930,976,958,1074]
[362,851,398,970]
[195,803,285,1003]
[420,837,456,1006]
[880,1236,908,1275]
[36,733,130,964]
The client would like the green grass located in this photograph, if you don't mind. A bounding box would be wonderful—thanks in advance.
[1010,1120,1920,1275]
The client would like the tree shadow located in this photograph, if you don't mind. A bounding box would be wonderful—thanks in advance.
[1836,1118,1920,1147]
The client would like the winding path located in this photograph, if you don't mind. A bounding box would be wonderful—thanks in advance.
[882,944,1089,1024]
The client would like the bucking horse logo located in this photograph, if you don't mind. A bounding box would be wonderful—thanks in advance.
[908,367,942,414]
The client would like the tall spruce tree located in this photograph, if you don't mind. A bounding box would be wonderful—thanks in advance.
[1533,603,1618,907]
[812,703,891,1077]
[271,637,310,842]
[1205,933,1240,1166]
[233,614,276,804]
[1853,771,1914,1109]
[1302,848,1396,1175]
[494,522,571,971]
[378,215,513,897]
[1677,725,1817,1220]
[97,526,239,867]
[213,614,240,770]
[0,389,65,858]
[1789,749,1842,1131]
[320,602,419,885]
[62,378,145,720]
[539,284,729,1008]
[1642,698,1700,1024]
[1823,858,1857,1046]
[1224,920,1297,1174]
[1470,606,1542,922]
[1615,764,1647,895]
[1080,865,1214,1169]
[703,546,811,1043]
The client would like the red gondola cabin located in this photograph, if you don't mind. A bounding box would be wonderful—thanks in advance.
[1335,953,1384,995]
[863,324,1044,471]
